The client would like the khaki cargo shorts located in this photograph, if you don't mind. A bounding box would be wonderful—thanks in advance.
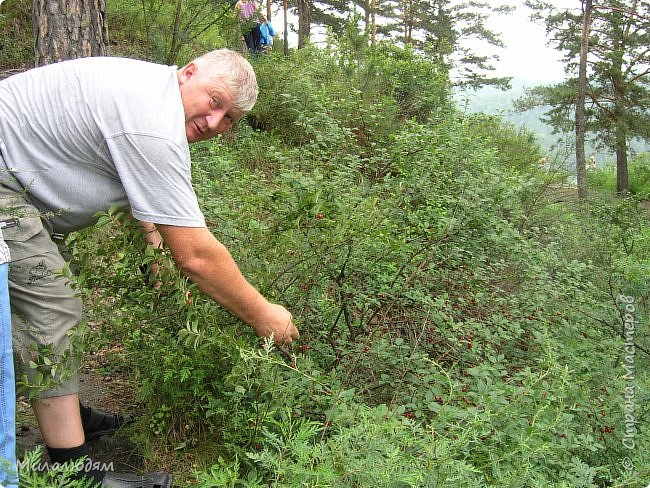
[0,184,82,399]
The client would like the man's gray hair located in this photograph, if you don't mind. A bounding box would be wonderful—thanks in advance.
[192,49,258,112]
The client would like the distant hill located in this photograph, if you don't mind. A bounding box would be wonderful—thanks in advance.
[454,79,649,169]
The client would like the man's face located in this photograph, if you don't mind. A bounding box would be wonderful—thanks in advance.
[178,63,244,143]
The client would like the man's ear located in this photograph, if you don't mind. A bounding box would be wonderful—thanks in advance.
[178,62,197,85]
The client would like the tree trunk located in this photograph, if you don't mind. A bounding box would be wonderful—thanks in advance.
[370,0,376,46]
[267,0,272,24]
[615,112,629,193]
[362,0,370,36]
[283,0,288,56]
[297,0,310,48]
[575,0,591,199]
[166,0,183,65]
[612,60,629,191]
[33,0,108,66]
[403,0,413,44]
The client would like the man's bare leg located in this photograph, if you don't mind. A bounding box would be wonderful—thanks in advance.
[32,393,84,448]
[32,394,171,486]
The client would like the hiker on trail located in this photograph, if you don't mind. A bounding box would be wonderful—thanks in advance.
[0,48,298,488]
[258,16,276,53]
[235,0,261,55]
[587,155,597,170]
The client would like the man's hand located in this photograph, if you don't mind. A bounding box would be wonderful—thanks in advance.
[252,302,299,346]
[155,224,300,346]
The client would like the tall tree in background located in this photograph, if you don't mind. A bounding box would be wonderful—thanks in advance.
[309,0,512,89]
[402,0,514,89]
[575,0,592,199]
[283,0,289,55]
[422,1,454,70]
[297,0,311,47]
[523,0,650,193]
[160,0,240,64]
[308,0,396,42]
[370,0,377,44]
[32,0,108,66]
[402,0,414,43]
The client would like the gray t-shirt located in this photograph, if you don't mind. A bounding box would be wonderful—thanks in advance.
[0,56,205,234]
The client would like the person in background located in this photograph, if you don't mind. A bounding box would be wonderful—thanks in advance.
[235,0,261,55]
[258,16,276,53]
[0,48,298,488]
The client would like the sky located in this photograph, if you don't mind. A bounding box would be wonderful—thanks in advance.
[479,1,568,83]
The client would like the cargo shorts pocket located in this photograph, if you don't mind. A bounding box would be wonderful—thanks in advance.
[0,196,47,262]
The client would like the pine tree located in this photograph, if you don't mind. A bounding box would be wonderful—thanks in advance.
[419,0,514,89]
[32,0,108,66]
[576,0,592,198]
[523,0,650,193]
[308,0,512,89]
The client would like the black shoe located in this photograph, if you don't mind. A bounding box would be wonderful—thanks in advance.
[82,406,136,441]
[101,471,171,488]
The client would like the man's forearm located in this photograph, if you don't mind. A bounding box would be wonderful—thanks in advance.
[180,238,270,326]
[155,224,298,344]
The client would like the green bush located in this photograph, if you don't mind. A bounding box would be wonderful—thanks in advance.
[68,46,648,487]
[588,156,650,198]
[107,0,232,64]
[249,42,451,150]
[465,113,545,173]
[0,0,33,70]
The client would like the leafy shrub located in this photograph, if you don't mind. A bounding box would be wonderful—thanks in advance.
[107,0,232,64]
[587,156,650,198]
[68,46,648,487]
[464,113,545,173]
[0,0,33,70]
[249,42,451,150]
[361,43,451,123]
[16,447,95,487]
